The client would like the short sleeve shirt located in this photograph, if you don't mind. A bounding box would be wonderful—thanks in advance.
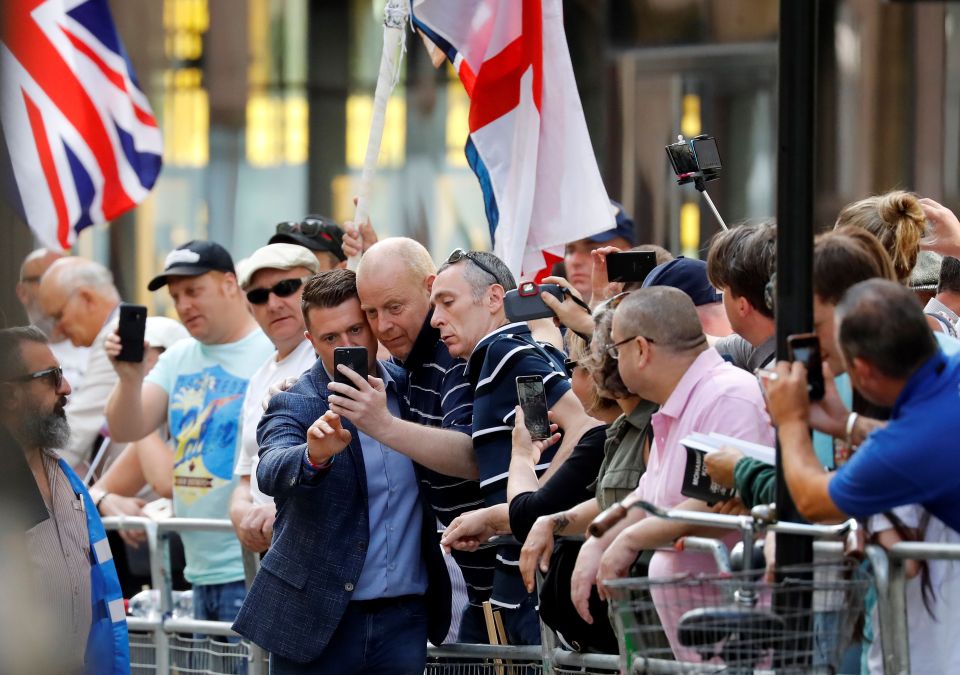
[465,322,571,608]
[235,339,316,504]
[146,328,274,585]
[828,350,960,532]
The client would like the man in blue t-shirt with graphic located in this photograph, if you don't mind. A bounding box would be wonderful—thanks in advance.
[105,241,274,623]
[429,249,596,644]
[765,279,960,533]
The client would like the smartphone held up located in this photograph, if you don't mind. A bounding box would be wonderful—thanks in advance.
[334,346,368,389]
[516,375,551,441]
[786,333,825,401]
[116,303,148,363]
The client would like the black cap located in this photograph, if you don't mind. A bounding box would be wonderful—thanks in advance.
[269,215,346,262]
[148,240,236,291]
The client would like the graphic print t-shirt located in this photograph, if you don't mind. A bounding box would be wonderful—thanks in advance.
[146,328,274,585]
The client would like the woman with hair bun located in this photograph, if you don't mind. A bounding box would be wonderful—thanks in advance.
[835,190,925,283]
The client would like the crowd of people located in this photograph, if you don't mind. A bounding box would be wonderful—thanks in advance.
[4,191,960,674]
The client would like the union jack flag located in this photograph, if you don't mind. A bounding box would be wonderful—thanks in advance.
[1,0,162,251]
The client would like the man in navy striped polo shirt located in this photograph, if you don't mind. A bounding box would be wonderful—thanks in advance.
[336,237,495,643]
[430,249,596,644]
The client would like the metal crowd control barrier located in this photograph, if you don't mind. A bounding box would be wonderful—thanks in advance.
[103,517,622,675]
[103,516,268,675]
[866,540,960,675]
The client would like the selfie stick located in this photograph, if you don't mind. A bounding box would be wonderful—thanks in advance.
[350,0,408,270]
[693,175,728,231]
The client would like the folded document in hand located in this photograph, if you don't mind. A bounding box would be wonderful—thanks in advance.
[679,432,775,502]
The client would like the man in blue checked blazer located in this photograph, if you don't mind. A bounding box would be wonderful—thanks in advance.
[232,270,450,674]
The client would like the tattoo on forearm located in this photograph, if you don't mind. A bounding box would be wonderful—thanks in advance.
[552,512,570,535]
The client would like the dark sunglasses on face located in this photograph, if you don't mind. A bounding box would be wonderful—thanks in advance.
[564,358,578,377]
[246,277,308,305]
[9,366,63,389]
[445,248,501,286]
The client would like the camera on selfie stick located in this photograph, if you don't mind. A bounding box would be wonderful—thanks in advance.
[665,134,728,231]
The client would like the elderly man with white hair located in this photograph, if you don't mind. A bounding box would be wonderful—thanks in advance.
[38,257,122,470]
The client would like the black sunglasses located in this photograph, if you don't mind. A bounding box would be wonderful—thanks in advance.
[276,218,328,238]
[9,366,63,389]
[446,248,501,286]
[246,277,309,305]
[564,358,578,377]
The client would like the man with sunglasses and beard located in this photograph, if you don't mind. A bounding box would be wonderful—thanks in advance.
[0,327,129,674]
[105,241,274,629]
[228,243,319,553]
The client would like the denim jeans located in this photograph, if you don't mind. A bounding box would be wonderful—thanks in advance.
[193,579,247,622]
[190,580,247,675]
[269,595,428,674]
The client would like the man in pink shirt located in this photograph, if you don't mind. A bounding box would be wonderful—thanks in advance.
[570,286,773,659]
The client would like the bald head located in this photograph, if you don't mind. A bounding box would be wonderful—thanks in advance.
[20,248,64,283]
[614,287,707,353]
[357,237,436,286]
[355,237,437,361]
[39,258,120,347]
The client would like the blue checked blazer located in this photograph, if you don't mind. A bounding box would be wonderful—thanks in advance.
[232,358,452,663]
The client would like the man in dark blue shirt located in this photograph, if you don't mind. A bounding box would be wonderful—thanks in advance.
[765,279,960,532]
[430,249,596,644]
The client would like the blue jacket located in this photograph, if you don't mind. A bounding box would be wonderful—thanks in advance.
[232,358,452,663]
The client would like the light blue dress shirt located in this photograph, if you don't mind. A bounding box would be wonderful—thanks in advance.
[349,365,428,600]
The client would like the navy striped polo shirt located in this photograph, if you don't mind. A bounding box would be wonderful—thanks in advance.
[396,314,496,606]
[465,321,571,608]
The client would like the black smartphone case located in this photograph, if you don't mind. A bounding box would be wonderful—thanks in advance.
[117,303,147,363]
[334,347,368,388]
[504,283,564,322]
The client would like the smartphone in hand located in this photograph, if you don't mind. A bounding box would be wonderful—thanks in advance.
[605,251,658,283]
[333,347,368,389]
[117,303,147,363]
[516,374,551,440]
[787,333,825,401]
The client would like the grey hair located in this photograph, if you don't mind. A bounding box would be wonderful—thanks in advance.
[51,259,120,302]
[439,251,517,301]
[0,326,49,382]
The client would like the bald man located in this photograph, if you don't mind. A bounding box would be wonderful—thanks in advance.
[38,258,123,470]
[16,249,90,389]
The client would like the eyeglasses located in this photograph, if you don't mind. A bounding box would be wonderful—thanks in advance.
[246,277,310,305]
[9,366,63,389]
[276,218,330,238]
[564,358,578,377]
[606,334,656,360]
[445,249,501,286]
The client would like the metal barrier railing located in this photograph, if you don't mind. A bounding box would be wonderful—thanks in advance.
[110,512,954,675]
[866,541,960,675]
[103,516,268,675]
[103,516,621,675]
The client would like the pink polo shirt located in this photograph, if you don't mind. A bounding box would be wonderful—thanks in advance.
[629,347,774,660]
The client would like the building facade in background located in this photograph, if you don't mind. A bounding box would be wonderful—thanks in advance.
[25,0,960,315]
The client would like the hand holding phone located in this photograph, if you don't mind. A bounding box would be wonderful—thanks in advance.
[786,333,825,401]
[116,303,147,363]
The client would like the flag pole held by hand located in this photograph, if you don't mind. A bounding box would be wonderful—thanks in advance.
[349,0,408,271]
